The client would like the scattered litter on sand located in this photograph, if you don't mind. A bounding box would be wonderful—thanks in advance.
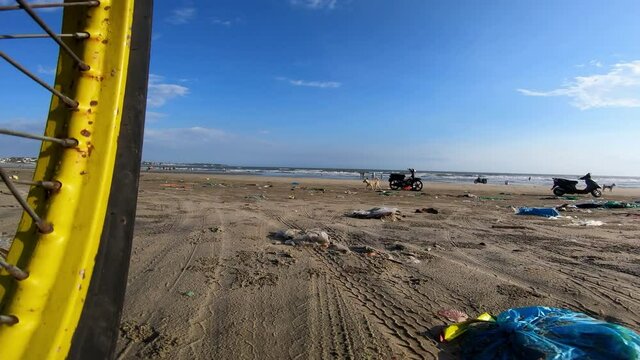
[274,228,329,246]
[568,219,604,227]
[182,291,195,297]
[479,196,506,201]
[459,193,477,198]
[288,195,295,199]
[344,190,358,195]
[556,204,593,213]
[207,226,223,233]
[347,207,400,220]
[415,207,438,214]
[515,207,560,218]
[573,201,640,210]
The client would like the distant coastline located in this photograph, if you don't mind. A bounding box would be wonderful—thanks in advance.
[140,162,640,189]
[4,158,638,188]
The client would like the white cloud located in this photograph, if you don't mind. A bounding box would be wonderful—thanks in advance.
[212,18,232,26]
[589,60,603,68]
[518,60,640,110]
[145,126,230,146]
[290,0,337,10]
[277,77,341,88]
[147,74,189,108]
[37,65,56,75]
[167,7,195,25]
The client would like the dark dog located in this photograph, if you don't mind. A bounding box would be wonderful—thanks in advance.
[602,183,616,192]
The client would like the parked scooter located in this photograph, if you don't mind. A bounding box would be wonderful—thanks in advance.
[388,168,423,191]
[551,173,601,197]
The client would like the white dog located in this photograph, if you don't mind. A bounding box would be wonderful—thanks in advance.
[363,178,381,191]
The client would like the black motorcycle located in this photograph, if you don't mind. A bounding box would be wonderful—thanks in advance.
[552,173,602,197]
[474,176,488,184]
[389,168,423,191]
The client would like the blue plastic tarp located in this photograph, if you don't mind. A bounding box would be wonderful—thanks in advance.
[516,207,560,218]
[459,307,640,360]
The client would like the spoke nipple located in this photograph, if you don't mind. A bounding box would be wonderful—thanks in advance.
[62,138,79,148]
[42,180,62,191]
[36,221,53,234]
[0,315,18,325]
[3,264,28,281]
[75,32,90,40]
[78,62,90,71]
[0,257,29,281]
[64,98,79,109]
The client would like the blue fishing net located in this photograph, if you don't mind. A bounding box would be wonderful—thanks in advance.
[460,306,640,360]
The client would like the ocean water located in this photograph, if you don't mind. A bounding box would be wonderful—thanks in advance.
[143,163,640,189]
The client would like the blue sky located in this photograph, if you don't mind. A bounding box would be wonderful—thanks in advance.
[1,0,640,175]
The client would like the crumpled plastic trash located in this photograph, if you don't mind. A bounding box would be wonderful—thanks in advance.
[347,207,399,219]
[275,228,329,246]
[568,219,604,226]
[444,306,640,360]
[515,207,560,218]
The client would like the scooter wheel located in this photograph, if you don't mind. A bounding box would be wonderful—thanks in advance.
[591,189,602,198]
[553,188,566,196]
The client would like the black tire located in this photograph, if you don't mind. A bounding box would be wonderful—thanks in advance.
[389,180,401,190]
[412,180,423,191]
[591,189,602,198]
[553,188,565,197]
[68,1,153,358]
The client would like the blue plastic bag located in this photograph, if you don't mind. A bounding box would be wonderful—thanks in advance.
[459,307,640,360]
[516,207,560,218]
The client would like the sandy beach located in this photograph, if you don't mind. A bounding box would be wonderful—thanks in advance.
[2,172,640,359]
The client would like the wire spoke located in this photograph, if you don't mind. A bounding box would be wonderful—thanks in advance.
[14,179,62,191]
[0,166,53,234]
[0,128,78,147]
[14,0,89,70]
[0,0,99,11]
[0,315,19,325]
[0,257,29,280]
[0,32,89,40]
[0,51,79,108]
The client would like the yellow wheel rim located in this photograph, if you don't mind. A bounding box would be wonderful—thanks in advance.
[0,1,136,358]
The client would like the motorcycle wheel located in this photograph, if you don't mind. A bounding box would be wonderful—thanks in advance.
[389,180,401,190]
[591,189,602,198]
[553,188,566,196]
[412,180,423,191]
